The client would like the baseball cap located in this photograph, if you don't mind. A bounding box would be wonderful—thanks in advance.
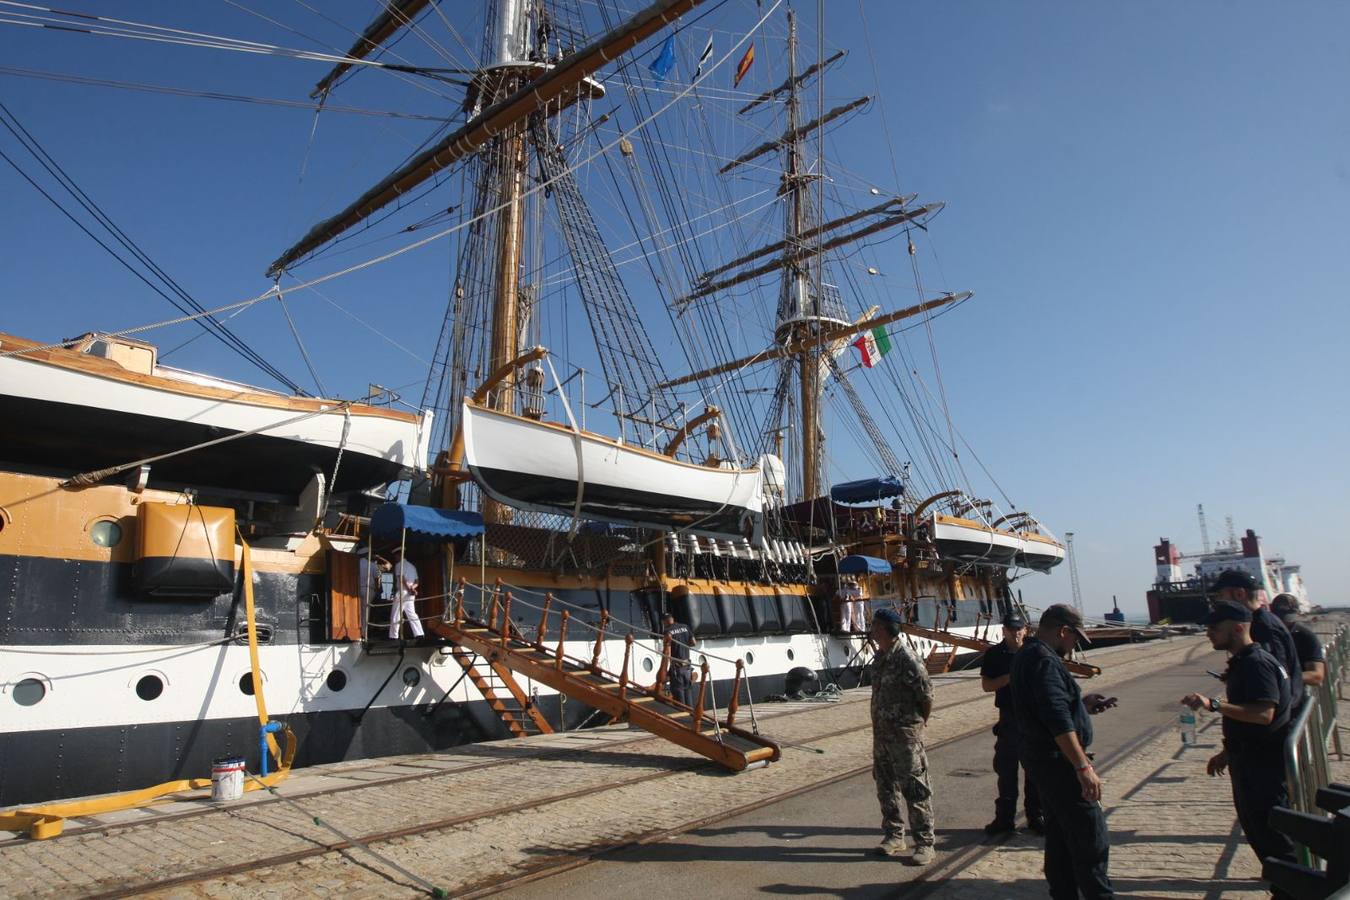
[874,608,904,626]
[1209,570,1258,594]
[1039,604,1090,644]
[1203,603,1252,626]
[1001,613,1027,629]
[1270,594,1299,619]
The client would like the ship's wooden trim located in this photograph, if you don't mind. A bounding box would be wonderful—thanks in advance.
[1020,532,1062,547]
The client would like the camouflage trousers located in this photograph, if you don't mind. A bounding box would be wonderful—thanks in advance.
[872,730,935,846]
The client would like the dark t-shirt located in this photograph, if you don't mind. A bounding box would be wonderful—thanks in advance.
[1223,642,1292,754]
[1011,637,1092,761]
[664,622,694,664]
[1250,607,1305,709]
[1286,621,1324,668]
[980,642,1016,715]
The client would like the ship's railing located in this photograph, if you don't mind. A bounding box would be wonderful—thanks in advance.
[443,578,763,736]
[358,571,769,736]
[1284,623,1346,865]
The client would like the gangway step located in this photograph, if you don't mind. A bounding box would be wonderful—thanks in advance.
[447,647,553,738]
[430,606,780,772]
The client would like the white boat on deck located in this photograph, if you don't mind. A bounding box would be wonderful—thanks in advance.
[0,331,431,497]
[461,402,763,536]
[931,514,1023,566]
[1017,532,1066,572]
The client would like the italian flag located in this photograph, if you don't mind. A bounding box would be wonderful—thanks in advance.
[851,326,892,368]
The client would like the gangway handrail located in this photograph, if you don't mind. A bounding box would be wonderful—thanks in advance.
[1283,623,1346,866]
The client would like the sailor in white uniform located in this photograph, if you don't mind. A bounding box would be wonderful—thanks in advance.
[388,550,424,639]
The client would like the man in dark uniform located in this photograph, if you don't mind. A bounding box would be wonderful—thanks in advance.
[1012,604,1118,899]
[1181,603,1296,892]
[981,613,1043,835]
[662,612,696,706]
[1209,570,1304,711]
[1271,593,1326,688]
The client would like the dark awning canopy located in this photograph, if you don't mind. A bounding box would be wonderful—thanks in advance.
[370,503,485,543]
[830,476,905,504]
[838,554,893,575]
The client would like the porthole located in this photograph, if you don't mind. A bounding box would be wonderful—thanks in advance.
[641,657,654,674]
[89,519,123,548]
[402,667,421,688]
[13,677,45,706]
[786,648,795,662]
[239,673,255,696]
[326,670,348,692]
[745,652,755,666]
[136,674,164,701]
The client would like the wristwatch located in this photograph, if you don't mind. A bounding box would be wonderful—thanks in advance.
[1207,697,1221,713]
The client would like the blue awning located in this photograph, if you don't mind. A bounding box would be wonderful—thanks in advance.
[830,476,905,504]
[838,554,892,575]
[370,503,485,543]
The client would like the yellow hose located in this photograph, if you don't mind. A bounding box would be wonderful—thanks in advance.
[0,537,295,839]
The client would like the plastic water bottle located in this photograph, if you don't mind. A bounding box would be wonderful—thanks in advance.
[1178,709,1197,746]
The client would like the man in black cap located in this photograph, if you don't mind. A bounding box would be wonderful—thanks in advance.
[1181,602,1296,886]
[980,612,1043,835]
[869,607,936,864]
[1209,570,1304,710]
[1270,594,1326,688]
[1012,604,1118,899]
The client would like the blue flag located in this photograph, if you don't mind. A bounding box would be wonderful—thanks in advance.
[648,34,676,80]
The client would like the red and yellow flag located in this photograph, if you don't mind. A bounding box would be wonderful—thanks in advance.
[734,42,755,87]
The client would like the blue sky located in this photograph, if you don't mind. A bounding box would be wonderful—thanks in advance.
[2,2,1347,617]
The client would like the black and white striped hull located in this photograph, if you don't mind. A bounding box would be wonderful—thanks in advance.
[2,631,948,808]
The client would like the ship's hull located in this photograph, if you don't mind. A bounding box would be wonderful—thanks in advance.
[0,630,942,808]
[462,404,762,536]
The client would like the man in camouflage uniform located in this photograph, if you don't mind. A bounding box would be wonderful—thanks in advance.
[870,607,936,865]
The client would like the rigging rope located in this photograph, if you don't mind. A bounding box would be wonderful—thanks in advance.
[0,102,303,392]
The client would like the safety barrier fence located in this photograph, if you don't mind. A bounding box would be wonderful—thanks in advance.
[1284,623,1347,866]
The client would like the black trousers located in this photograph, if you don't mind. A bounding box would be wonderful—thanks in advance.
[1229,748,1297,870]
[1024,755,1113,899]
[994,720,1041,823]
[668,667,695,707]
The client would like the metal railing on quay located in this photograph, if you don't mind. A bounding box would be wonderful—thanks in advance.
[1284,623,1347,866]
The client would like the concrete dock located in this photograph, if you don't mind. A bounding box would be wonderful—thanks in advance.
[3,629,1345,898]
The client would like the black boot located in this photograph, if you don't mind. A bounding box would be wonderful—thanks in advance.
[984,818,1016,836]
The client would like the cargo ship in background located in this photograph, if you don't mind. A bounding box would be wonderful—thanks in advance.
[1147,511,1309,625]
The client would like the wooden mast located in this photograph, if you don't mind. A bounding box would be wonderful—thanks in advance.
[779,11,831,501]
[482,1,532,526]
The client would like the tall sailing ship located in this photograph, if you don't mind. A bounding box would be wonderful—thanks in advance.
[0,0,1065,807]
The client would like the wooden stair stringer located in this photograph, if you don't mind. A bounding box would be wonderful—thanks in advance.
[432,620,780,771]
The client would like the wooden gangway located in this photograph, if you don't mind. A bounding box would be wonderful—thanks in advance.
[429,586,781,772]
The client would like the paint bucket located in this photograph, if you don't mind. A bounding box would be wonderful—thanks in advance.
[211,756,246,802]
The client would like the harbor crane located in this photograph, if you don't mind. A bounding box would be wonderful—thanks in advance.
[1064,531,1084,612]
